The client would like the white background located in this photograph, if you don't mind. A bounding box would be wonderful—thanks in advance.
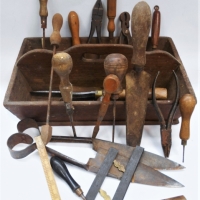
[0,0,199,199]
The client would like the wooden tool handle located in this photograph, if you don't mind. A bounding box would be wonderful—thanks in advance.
[131,2,151,71]
[103,74,120,95]
[50,156,85,198]
[151,5,160,49]
[39,0,48,17]
[68,11,81,45]
[52,52,73,103]
[179,94,196,141]
[50,13,63,47]
[107,0,116,38]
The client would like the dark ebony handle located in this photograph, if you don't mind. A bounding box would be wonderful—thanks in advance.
[50,156,80,192]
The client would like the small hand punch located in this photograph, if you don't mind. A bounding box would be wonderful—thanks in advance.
[152,71,179,158]
[119,12,132,45]
[87,0,103,43]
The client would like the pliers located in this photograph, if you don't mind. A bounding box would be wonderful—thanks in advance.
[87,0,103,43]
[119,12,132,45]
[152,70,180,157]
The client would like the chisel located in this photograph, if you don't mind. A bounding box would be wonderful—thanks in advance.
[126,1,151,147]
[39,0,48,48]
[52,52,77,137]
[104,54,128,142]
[179,94,196,162]
[50,156,86,200]
[92,74,120,138]
[68,11,81,45]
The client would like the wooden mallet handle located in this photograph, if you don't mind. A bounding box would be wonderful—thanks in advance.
[50,13,63,48]
[68,11,81,45]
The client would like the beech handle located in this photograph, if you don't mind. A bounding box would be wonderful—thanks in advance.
[50,156,80,192]
[68,11,81,45]
[50,13,63,47]
[151,5,160,49]
[179,94,196,141]
[107,0,116,38]
[131,2,151,71]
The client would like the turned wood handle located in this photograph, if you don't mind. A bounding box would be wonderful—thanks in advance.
[52,52,73,103]
[131,2,151,71]
[107,0,116,38]
[179,94,196,141]
[39,0,48,17]
[68,11,80,45]
[151,5,160,49]
[50,13,63,47]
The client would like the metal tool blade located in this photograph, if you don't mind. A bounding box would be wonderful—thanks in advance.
[86,147,118,200]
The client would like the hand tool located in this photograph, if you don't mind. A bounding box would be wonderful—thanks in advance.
[119,12,132,45]
[179,94,196,162]
[162,196,186,200]
[7,118,184,188]
[113,146,144,200]
[86,147,118,200]
[52,52,77,137]
[30,87,167,100]
[68,11,81,45]
[41,13,63,145]
[107,0,116,43]
[50,156,86,200]
[87,0,103,43]
[152,71,179,157]
[151,5,161,49]
[92,74,120,139]
[104,53,128,142]
[39,0,48,48]
[126,1,151,147]
[35,136,61,200]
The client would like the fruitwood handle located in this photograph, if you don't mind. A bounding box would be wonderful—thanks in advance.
[52,52,73,104]
[151,6,160,49]
[107,0,116,38]
[179,94,196,142]
[131,2,151,71]
[68,11,81,45]
[50,13,63,47]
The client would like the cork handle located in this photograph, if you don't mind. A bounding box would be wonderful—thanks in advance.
[131,1,151,71]
[68,11,81,45]
[50,13,63,47]
[107,0,116,38]
[179,94,196,141]
[151,5,160,49]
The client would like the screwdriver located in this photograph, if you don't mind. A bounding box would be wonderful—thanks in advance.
[68,11,81,45]
[92,74,120,139]
[179,94,196,162]
[104,54,128,142]
[50,156,86,200]
[41,13,63,144]
[39,0,48,48]
[52,52,77,137]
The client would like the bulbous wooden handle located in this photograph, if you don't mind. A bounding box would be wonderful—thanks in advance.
[151,5,160,49]
[103,74,120,95]
[131,1,151,71]
[179,94,196,141]
[50,13,63,47]
[39,0,48,17]
[107,0,116,38]
[68,11,80,45]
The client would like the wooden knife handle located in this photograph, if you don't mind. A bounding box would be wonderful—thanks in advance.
[52,52,73,104]
[131,2,151,71]
[107,0,116,38]
[151,5,160,49]
[50,13,63,47]
[179,94,196,142]
[68,11,81,45]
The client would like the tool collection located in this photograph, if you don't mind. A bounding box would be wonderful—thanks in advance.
[4,0,197,199]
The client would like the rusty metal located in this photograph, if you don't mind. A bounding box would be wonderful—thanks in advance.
[119,12,132,45]
[152,70,179,157]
